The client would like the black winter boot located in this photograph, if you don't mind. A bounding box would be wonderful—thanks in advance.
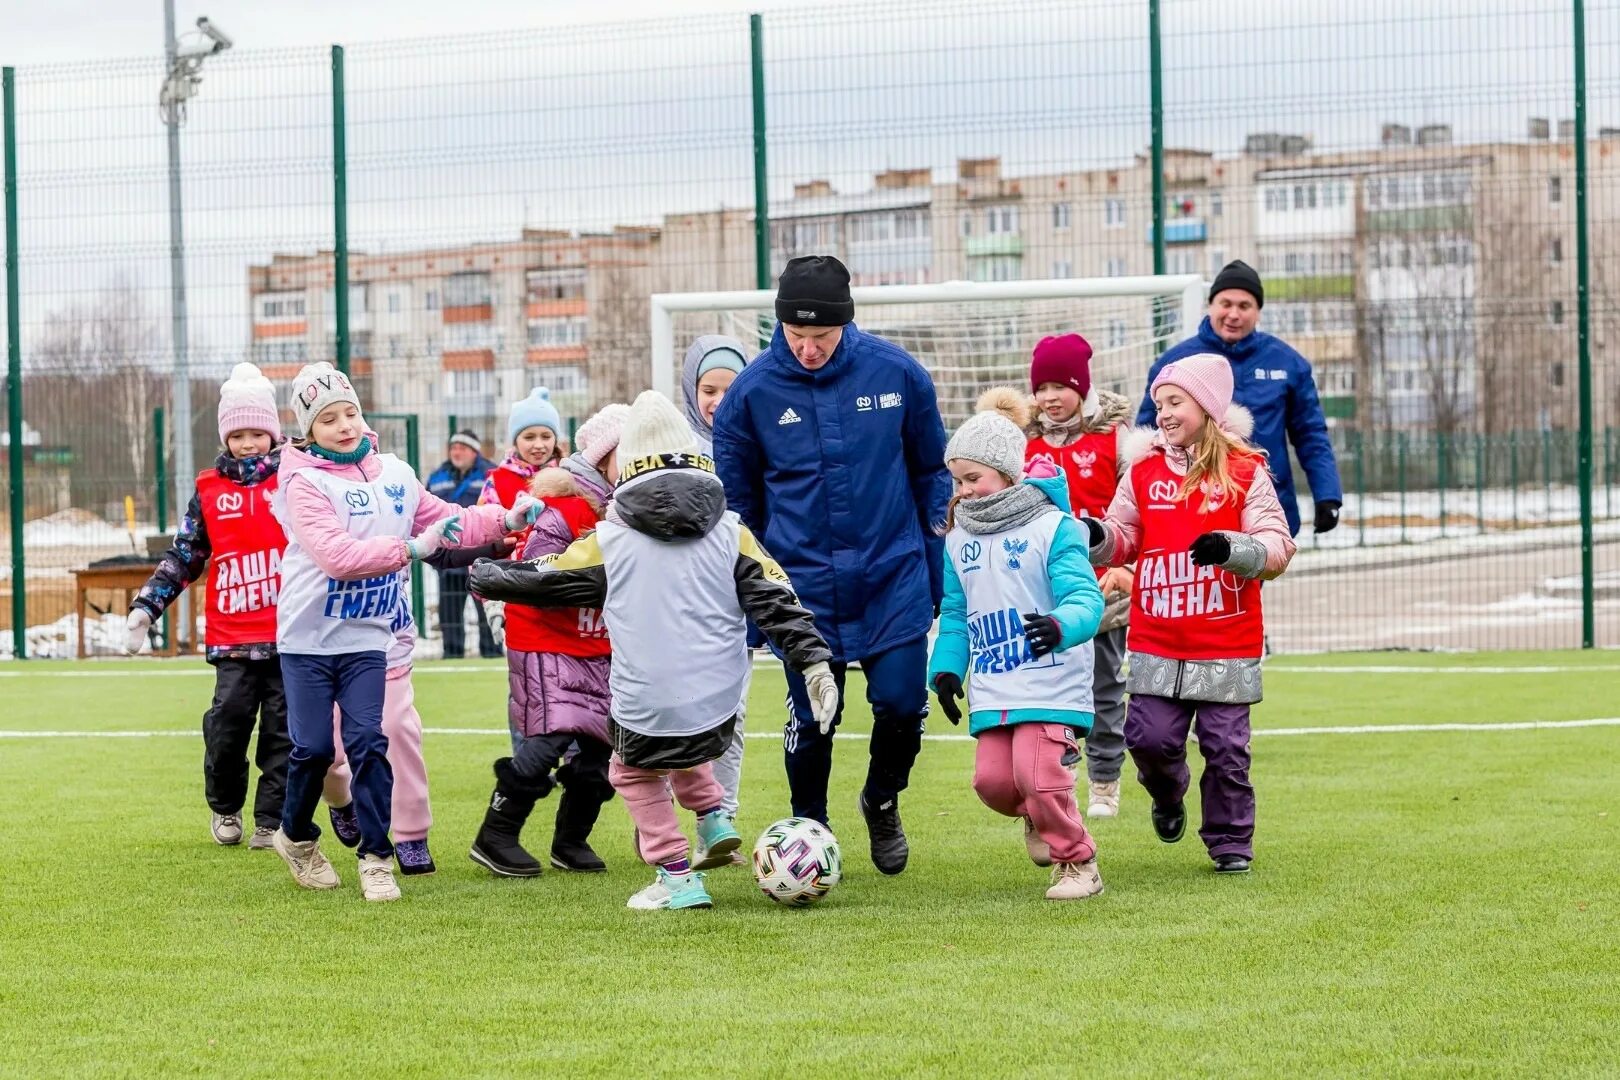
[549,780,610,873]
[468,757,552,878]
[859,791,909,876]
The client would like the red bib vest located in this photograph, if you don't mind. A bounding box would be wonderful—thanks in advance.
[505,495,611,658]
[196,469,285,647]
[1126,450,1265,662]
[1025,431,1120,521]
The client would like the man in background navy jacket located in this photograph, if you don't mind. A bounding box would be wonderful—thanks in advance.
[714,255,951,875]
[1138,260,1343,536]
[426,430,499,658]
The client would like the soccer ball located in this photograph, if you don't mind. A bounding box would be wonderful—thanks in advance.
[752,817,841,907]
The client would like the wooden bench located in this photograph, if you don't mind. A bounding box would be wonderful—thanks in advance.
[73,564,204,659]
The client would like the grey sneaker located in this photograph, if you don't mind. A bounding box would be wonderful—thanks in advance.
[210,812,243,846]
[247,826,276,850]
[271,828,341,890]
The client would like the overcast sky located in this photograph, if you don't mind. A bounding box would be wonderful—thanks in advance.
[3,0,1616,367]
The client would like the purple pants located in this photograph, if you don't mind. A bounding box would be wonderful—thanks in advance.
[1124,694,1253,860]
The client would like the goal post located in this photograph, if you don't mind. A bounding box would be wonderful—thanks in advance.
[649,274,1207,424]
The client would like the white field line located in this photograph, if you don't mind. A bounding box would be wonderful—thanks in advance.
[3,663,1619,680]
[4,717,1619,741]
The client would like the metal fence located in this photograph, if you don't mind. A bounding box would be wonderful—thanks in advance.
[3,0,1617,657]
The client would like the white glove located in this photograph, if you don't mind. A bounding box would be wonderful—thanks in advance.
[504,495,544,533]
[125,609,152,655]
[803,661,840,735]
[484,600,506,650]
[408,513,463,560]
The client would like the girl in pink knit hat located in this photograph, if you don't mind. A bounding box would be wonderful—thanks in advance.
[1082,352,1296,875]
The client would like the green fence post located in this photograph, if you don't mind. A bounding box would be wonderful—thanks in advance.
[1353,428,1365,547]
[1606,427,1613,519]
[1437,433,1449,537]
[1398,432,1408,544]
[405,414,424,635]
[153,406,169,650]
[1574,0,1595,647]
[4,67,24,661]
[750,13,769,291]
[568,416,578,451]
[447,414,458,440]
[1474,433,1485,535]
[1510,431,1520,528]
[1542,428,1553,522]
[331,44,349,377]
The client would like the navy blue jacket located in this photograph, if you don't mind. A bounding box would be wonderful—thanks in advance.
[1138,318,1343,535]
[714,323,951,662]
[426,454,493,509]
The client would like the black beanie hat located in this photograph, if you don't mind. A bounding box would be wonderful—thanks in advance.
[775,255,854,327]
[1208,259,1264,308]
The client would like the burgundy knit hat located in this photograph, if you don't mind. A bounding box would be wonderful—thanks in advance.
[1029,334,1093,398]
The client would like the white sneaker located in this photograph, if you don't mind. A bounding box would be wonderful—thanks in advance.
[271,828,340,890]
[247,826,276,850]
[1045,858,1104,901]
[1023,818,1052,867]
[627,877,672,911]
[211,812,244,846]
[1087,780,1121,819]
[358,854,401,902]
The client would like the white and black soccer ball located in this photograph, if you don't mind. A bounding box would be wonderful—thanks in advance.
[752,817,841,907]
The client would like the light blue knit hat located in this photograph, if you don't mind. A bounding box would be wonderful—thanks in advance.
[507,387,562,445]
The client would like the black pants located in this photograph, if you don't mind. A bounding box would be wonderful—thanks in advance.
[512,730,612,795]
[203,657,292,829]
[438,568,498,659]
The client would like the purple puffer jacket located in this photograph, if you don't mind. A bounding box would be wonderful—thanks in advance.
[505,464,612,744]
[507,648,611,743]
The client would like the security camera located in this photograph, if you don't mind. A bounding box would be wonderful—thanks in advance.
[196,17,233,53]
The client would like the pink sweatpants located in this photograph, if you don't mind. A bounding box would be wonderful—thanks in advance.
[609,757,725,867]
[323,665,431,842]
[972,723,1095,864]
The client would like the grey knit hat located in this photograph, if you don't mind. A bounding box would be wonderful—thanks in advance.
[944,410,1027,482]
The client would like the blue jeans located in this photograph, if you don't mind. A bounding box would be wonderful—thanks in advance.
[279,651,392,859]
[781,637,929,827]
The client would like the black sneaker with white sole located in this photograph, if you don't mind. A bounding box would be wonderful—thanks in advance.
[859,792,908,875]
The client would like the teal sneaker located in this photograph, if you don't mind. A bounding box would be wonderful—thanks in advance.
[627,867,712,911]
[692,811,742,871]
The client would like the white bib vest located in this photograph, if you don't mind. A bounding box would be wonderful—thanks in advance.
[945,510,1095,716]
[274,454,421,655]
[595,511,750,739]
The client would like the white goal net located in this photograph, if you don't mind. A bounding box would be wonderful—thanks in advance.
[651,276,1206,428]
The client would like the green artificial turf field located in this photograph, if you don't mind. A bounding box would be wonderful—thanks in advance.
[1,652,1615,1078]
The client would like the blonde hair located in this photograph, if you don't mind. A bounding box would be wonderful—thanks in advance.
[530,465,602,517]
[1179,415,1263,510]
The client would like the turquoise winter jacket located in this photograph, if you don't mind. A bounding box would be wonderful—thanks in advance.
[927,472,1106,735]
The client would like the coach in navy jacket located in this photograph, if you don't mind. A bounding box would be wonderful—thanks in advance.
[1137,260,1343,536]
[714,255,951,874]
[425,431,499,658]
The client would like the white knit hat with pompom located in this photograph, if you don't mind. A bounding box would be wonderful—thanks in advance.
[217,362,282,443]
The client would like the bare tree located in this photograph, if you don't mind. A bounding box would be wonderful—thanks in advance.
[587,264,652,410]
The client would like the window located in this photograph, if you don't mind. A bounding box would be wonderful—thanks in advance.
[1210,190,1223,217]
[527,316,588,348]
[959,211,973,237]
[1107,319,1127,349]
[1549,176,1563,205]
[1550,237,1563,264]
[447,369,489,396]
[259,294,306,319]
[527,268,586,301]
[389,336,402,359]
[1551,300,1565,325]
[1210,250,1226,276]
[1104,256,1126,277]
[425,289,439,311]
[1551,362,1566,388]
[427,333,440,355]
[445,271,491,307]
[1104,199,1125,227]
[445,322,492,350]
[388,383,402,407]
[1052,202,1072,229]
[387,292,402,314]
[986,206,1019,234]
[1051,260,1072,279]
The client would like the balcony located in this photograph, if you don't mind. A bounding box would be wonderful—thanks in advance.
[1266,274,1355,301]
[1365,206,1472,233]
[963,234,1024,258]
[1145,219,1207,246]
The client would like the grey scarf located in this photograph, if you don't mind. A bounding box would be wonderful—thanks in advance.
[953,482,1053,536]
[1035,411,1085,448]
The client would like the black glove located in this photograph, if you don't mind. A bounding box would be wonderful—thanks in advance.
[932,672,963,726]
[1188,532,1231,567]
[1081,516,1105,547]
[1314,499,1341,534]
[1021,612,1062,658]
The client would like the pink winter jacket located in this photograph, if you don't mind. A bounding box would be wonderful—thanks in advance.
[278,437,511,582]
